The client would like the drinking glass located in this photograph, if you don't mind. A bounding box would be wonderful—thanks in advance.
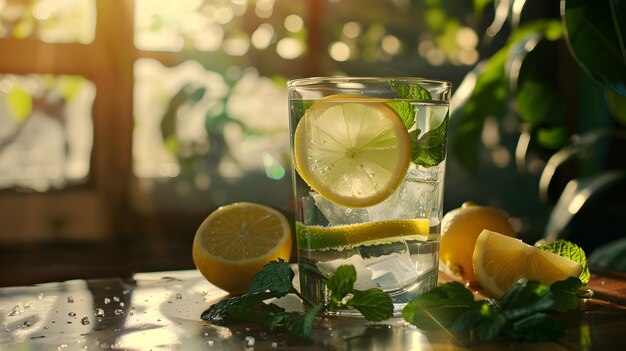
[288,77,451,316]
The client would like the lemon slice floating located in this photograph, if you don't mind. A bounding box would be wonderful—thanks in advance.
[473,230,583,298]
[294,96,411,208]
[297,219,430,251]
[192,202,292,294]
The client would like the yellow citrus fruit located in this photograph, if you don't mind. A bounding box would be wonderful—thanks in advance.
[473,230,583,297]
[297,219,431,251]
[293,95,411,208]
[439,202,516,283]
[192,202,292,294]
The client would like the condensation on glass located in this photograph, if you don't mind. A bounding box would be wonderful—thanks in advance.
[0,74,96,191]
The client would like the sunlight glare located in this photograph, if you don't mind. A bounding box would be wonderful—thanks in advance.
[276,37,303,59]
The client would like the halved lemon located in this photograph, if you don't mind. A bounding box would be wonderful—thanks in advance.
[293,95,411,208]
[192,202,292,294]
[473,230,583,298]
[297,219,430,251]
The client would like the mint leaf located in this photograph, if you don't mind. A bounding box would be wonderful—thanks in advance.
[477,311,507,342]
[389,80,432,101]
[387,101,415,128]
[388,80,432,129]
[499,279,554,320]
[505,312,564,341]
[550,277,583,312]
[402,282,474,330]
[410,114,449,167]
[201,291,274,321]
[291,100,314,121]
[539,240,590,284]
[245,259,295,296]
[275,305,323,340]
[347,288,393,321]
[226,301,284,325]
[327,265,356,307]
[450,300,493,332]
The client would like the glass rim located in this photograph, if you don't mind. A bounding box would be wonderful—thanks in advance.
[287,76,451,88]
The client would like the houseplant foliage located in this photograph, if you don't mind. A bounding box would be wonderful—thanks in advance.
[450,0,626,256]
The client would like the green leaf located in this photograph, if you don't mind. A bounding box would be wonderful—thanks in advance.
[539,240,590,284]
[201,291,274,321]
[389,80,432,101]
[505,312,564,341]
[451,20,563,173]
[282,305,323,340]
[564,0,626,96]
[606,89,626,127]
[473,0,494,17]
[245,259,296,296]
[387,101,415,129]
[291,100,314,121]
[498,279,555,320]
[515,40,565,130]
[226,301,284,325]
[347,289,394,322]
[401,282,474,330]
[411,114,449,167]
[326,265,357,307]
[477,311,507,342]
[452,49,508,173]
[536,127,569,150]
[450,300,493,332]
[388,80,432,129]
[550,277,583,312]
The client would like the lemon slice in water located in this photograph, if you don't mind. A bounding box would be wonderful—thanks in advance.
[294,96,411,208]
[297,219,430,251]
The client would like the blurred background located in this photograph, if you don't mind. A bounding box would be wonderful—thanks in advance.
[0,0,624,286]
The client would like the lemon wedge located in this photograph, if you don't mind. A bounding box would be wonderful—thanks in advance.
[473,230,583,298]
[293,96,411,208]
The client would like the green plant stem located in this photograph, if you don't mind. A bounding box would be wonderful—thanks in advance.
[293,289,319,309]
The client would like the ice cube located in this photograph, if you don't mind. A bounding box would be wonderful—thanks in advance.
[364,249,419,290]
[368,176,437,221]
[316,255,377,290]
[312,193,370,225]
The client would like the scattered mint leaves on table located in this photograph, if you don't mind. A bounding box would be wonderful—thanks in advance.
[200,259,392,340]
[201,239,591,343]
[404,279,565,342]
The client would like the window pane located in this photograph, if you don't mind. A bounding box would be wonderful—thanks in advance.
[0,0,96,44]
[133,58,290,207]
[0,74,95,191]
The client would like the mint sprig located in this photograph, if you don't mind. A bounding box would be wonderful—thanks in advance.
[201,238,591,343]
[409,114,449,167]
[200,260,392,340]
[403,277,589,342]
[388,80,448,168]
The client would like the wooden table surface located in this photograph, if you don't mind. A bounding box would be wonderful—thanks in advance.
[0,268,625,350]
